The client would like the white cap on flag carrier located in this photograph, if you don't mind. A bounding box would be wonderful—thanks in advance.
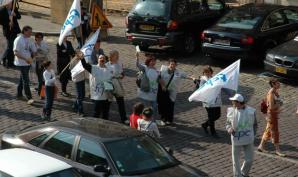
[229,93,244,102]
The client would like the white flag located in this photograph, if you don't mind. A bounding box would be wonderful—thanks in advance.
[189,60,240,103]
[58,0,81,45]
[0,0,12,7]
[81,29,100,63]
[71,29,100,78]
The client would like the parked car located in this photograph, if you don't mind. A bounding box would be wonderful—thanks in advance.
[0,148,81,177]
[264,37,298,79]
[201,3,298,60]
[0,118,207,177]
[125,0,228,55]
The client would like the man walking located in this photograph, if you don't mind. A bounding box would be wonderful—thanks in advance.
[226,94,257,177]
[14,26,37,104]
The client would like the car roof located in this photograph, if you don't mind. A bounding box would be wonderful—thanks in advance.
[24,117,142,141]
[232,3,288,15]
[0,148,71,177]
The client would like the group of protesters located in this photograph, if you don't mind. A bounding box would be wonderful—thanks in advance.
[2,1,298,177]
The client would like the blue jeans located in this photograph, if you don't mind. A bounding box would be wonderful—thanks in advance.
[140,99,158,121]
[17,66,32,99]
[43,86,54,117]
[73,80,85,113]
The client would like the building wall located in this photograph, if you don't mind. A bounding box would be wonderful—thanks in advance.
[264,0,298,5]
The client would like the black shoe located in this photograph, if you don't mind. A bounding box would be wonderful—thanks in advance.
[201,123,209,134]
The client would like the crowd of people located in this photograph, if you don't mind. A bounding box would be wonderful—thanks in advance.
[1,1,298,177]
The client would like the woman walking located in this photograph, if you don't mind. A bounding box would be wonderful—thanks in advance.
[258,78,285,157]
[41,61,56,120]
[34,32,49,98]
[199,66,222,138]
[158,59,195,125]
[79,53,113,119]
[56,37,75,97]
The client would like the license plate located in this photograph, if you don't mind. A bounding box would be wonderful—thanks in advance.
[139,25,155,31]
[213,39,230,46]
[275,66,287,74]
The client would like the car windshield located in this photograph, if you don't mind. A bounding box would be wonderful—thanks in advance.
[132,0,169,17]
[38,168,81,177]
[0,171,12,177]
[104,136,179,176]
[217,11,262,30]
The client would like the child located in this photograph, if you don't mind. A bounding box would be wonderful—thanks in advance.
[137,107,161,138]
[130,102,144,129]
[42,61,56,120]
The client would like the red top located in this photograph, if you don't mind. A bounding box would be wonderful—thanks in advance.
[130,113,142,129]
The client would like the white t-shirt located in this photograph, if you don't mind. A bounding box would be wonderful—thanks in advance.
[137,119,160,138]
[89,65,113,100]
[105,61,123,78]
[43,69,56,86]
[160,65,187,102]
[137,64,159,101]
[13,34,37,66]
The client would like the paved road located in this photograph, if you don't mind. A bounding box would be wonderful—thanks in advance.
[0,13,298,177]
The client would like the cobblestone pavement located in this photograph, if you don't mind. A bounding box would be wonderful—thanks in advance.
[1,12,298,177]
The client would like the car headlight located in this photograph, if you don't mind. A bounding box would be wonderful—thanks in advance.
[265,53,275,62]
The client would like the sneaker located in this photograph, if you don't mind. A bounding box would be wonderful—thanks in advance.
[156,120,166,126]
[165,121,172,126]
[123,120,130,125]
[27,99,34,105]
[61,92,69,97]
[275,151,286,157]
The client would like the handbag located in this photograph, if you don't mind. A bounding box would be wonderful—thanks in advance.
[103,81,114,92]
[136,70,150,92]
[157,72,175,105]
[260,98,268,114]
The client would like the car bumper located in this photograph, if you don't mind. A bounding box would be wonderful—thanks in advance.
[126,31,183,47]
[264,60,298,79]
[202,43,255,60]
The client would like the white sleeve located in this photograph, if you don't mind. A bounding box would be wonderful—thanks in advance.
[43,71,56,85]
[179,71,188,79]
[137,119,141,131]
[41,42,49,54]
[13,37,20,52]
[30,40,37,53]
[152,123,161,138]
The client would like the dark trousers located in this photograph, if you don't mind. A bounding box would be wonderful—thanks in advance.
[35,62,44,95]
[17,66,32,99]
[115,96,127,122]
[60,79,68,93]
[2,35,16,67]
[93,100,111,120]
[73,80,85,113]
[203,107,221,135]
[43,86,54,117]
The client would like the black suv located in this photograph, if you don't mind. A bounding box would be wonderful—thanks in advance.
[125,0,227,55]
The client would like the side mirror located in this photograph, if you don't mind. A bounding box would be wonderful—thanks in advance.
[167,148,174,156]
[94,164,111,176]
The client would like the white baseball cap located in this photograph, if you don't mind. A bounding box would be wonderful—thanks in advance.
[229,93,244,102]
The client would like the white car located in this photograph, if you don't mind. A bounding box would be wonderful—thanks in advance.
[0,148,82,177]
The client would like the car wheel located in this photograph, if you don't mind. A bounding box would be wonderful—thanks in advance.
[178,34,196,56]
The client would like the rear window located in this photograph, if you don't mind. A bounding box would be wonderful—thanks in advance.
[217,11,262,30]
[132,0,170,17]
[0,171,12,177]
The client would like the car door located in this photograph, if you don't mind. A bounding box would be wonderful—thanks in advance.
[260,9,291,48]
[72,137,118,177]
[282,8,298,41]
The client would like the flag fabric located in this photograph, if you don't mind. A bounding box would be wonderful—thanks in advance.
[58,0,81,45]
[189,60,240,103]
[80,29,100,63]
[0,0,12,7]
[71,29,100,78]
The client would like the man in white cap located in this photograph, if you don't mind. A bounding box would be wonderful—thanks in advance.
[226,93,258,177]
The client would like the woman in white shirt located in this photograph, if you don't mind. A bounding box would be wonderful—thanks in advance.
[34,32,49,97]
[79,53,113,119]
[42,61,56,120]
[136,52,160,122]
[106,50,129,124]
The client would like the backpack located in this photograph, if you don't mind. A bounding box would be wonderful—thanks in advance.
[260,99,268,114]
[136,70,150,92]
